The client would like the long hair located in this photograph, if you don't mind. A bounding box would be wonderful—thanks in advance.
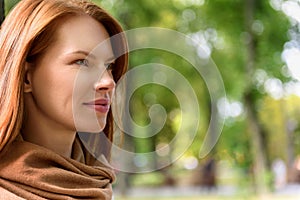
[0,0,128,153]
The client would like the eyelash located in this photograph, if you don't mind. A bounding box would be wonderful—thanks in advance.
[74,59,89,67]
[105,62,115,71]
[74,59,115,71]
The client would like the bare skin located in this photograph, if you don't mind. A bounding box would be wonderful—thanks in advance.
[22,15,115,158]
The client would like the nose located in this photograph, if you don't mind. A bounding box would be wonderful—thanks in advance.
[94,70,115,92]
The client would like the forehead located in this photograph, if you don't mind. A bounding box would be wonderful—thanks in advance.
[50,15,113,58]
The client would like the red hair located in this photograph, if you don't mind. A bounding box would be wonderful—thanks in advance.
[0,0,128,152]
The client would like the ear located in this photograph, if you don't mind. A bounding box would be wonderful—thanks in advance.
[24,62,33,93]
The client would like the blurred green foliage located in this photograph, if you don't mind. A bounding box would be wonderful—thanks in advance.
[94,0,298,189]
[95,0,291,170]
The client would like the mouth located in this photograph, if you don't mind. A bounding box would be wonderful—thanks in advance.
[83,98,110,113]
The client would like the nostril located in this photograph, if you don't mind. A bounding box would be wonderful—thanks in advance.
[99,87,109,90]
[94,82,115,91]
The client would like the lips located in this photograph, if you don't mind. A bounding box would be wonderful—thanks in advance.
[83,98,110,113]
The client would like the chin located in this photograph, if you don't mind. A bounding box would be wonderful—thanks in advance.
[73,113,107,133]
[77,127,104,133]
[74,122,106,133]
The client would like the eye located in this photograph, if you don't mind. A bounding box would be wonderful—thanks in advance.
[75,59,89,67]
[105,62,115,71]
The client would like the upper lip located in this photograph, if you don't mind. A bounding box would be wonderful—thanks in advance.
[83,98,110,106]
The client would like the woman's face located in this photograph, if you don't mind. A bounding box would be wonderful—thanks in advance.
[25,15,116,133]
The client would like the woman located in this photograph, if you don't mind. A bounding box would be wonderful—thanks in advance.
[0,0,128,199]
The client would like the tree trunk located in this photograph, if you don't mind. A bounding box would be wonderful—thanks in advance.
[244,0,269,194]
[286,119,295,180]
[244,94,269,193]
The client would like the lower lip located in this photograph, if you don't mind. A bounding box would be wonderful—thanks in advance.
[85,104,110,113]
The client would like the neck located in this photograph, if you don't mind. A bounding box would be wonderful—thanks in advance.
[22,93,77,158]
[22,125,76,158]
[22,112,76,158]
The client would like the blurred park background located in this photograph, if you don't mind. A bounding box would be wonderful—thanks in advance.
[3,0,300,199]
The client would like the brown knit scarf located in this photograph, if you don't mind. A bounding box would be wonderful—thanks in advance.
[0,135,115,200]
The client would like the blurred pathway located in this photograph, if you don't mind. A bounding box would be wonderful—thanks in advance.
[114,184,300,198]
[274,184,300,196]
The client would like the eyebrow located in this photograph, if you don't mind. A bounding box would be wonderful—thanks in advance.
[65,50,116,62]
[66,50,96,59]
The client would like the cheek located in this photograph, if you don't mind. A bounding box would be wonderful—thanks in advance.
[31,66,76,114]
